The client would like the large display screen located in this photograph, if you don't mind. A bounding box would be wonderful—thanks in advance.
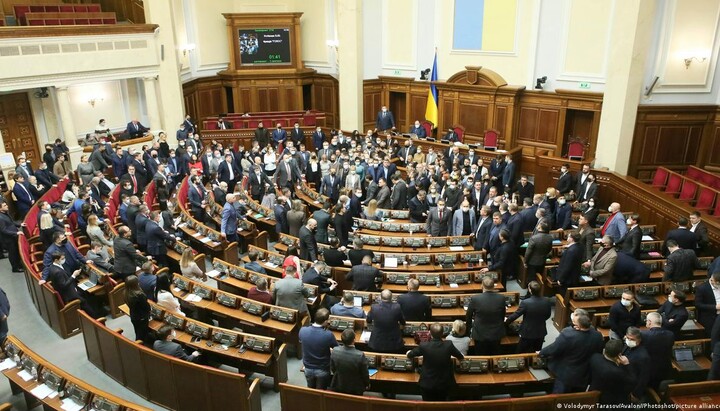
[239,28,291,65]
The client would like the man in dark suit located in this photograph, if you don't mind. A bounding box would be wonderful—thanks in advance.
[513,176,535,202]
[663,239,700,282]
[501,155,516,192]
[408,120,426,138]
[0,202,21,272]
[483,212,506,257]
[506,204,524,251]
[426,200,452,237]
[289,122,304,146]
[375,178,391,209]
[616,213,642,259]
[695,272,720,337]
[377,159,397,185]
[46,252,84,306]
[134,205,150,253]
[272,123,288,148]
[254,122,270,147]
[390,175,408,209]
[406,323,464,401]
[466,276,506,355]
[113,226,147,280]
[247,166,272,201]
[472,205,493,251]
[312,126,325,151]
[320,167,342,202]
[330,329,369,395]
[506,281,553,353]
[554,195,573,230]
[689,211,709,255]
[375,106,395,131]
[525,222,553,287]
[145,211,175,267]
[556,233,584,298]
[346,256,382,291]
[396,141,417,166]
[664,217,698,255]
[274,154,302,191]
[539,309,604,393]
[408,190,429,223]
[215,116,232,130]
[154,325,200,362]
[577,174,598,203]
[367,290,405,353]
[482,229,518,288]
[641,312,675,389]
[34,162,59,190]
[217,154,241,193]
[298,219,318,262]
[555,164,573,195]
[588,340,636,405]
[187,176,207,223]
[126,119,149,137]
[443,128,459,142]
[129,156,148,189]
[12,174,33,218]
[397,279,432,321]
[273,197,289,235]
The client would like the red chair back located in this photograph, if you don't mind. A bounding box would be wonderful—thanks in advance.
[687,166,703,180]
[652,167,669,188]
[483,129,499,149]
[678,180,698,202]
[695,187,716,213]
[567,141,585,160]
[303,114,317,126]
[421,121,433,137]
[665,173,683,195]
[453,125,465,143]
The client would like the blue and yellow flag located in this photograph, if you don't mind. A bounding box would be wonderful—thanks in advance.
[424,52,438,128]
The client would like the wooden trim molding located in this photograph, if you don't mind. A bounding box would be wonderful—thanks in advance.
[0,24,158,38]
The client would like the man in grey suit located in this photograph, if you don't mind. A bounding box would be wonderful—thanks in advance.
[330,329,370,395]
[524,222,554,288]
[390,174,408,210]
[583,235,618,285]
[274,153,302,191]
[426,199,452,237]
[153,325,200,362]
[312,201,332,244]
[273,266,310,314]
[375,178,391,209]
[451,200,476,236]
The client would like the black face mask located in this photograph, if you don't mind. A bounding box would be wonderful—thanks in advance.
[60,238,68,245]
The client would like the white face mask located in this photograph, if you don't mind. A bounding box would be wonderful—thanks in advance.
[608,206,613,213]
[558,199,566,205]
[461,207,469,212]
[626,218,632,225]
[624,338,637,348]
[588,202,594,207]
[621,299,632,307]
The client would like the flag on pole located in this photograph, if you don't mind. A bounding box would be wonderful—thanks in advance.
[424,51,439,128]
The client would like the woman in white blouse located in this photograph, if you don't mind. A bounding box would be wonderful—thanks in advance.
[154,272,185,316]
[263,144,277,176]
[179,247,207,281]
[86,214,112,247]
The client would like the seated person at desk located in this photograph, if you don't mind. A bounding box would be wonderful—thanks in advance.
[321,239,349,267]
[348,238,375,267]
[155,273,184,316]
[244,250,267,274]
[367,290,406,353]
[153,325,200,362]
[346,255,382,291]
[446,319,471,356]
[397,279,432,321]
[408,120,427,138]
[248,278,273,305]
[656,288,689,338]
[608,290,642,341]
[330,292,366,318]
[406,323,464,402]
[330,329,370,396]
[126,119,149,138]
[179,247,206,281]
[85,241,113,272]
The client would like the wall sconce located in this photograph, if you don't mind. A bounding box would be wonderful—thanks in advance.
[180,43,196,57]
[88,96,104,108]
[420,68,431,80]
[684,56,707,69]
[535,76,547,90]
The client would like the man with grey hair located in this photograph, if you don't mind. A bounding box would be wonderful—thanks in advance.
[330,291,366,318]
[398,278,432,321]
[220,193,239,244]
[640,312,675,390]
[367,290,405,353]
[583,235,617,285]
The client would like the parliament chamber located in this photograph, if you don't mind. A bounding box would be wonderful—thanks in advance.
[2,0,720,410]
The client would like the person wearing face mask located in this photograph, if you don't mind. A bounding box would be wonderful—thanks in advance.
[290,122,304,146]
[583,235,618,285]
[555,164,573,196]
[272,123,288,148]
[577,173,598,203]
[616,214,642,259]
[41,231,92,283]
[582,197,599,227]
[608,291,642,340]
[622,327,651,403]
[348,188,363,219]
[451,200,476,236]
[390,174,408,210]
[481,229,518,288]
[695,272,720,339]
[657,289,689,338]
[312,126,326,151]
[601,202,627,243]
[374,178,391,209]
[375,105,395,132]
[554,195,573,230]
[408,120,426,138]
[397,140,417,167]
[442,179,462,210]
[46,252,87,306]
[254,121,270,147]
[154,325,201,362]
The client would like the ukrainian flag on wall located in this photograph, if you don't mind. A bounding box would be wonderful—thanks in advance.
[425,52,438,128]
[453,0,517,52]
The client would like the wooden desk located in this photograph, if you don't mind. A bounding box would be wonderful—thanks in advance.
[671,393,720,410]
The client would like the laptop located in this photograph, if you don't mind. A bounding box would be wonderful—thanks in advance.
[353,296,363,308]
[674,348,703,371]
[78,271,99,291]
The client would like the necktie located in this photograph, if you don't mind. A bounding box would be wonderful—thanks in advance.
[601,213,615,236]
[228,163,234,180]
[286,163,291,177]
[131,175,137,192]
[439,209,443,221]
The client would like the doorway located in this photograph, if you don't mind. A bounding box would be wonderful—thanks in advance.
[0,92,41,164]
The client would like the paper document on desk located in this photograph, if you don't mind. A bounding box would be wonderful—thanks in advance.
[580,275,593,282]
[360,331,371,342]
[200,237,212,244]
[264,262,279,268]
[0,359,16,370]
[206,270,221,278]
[174,217,182,226]
[192,232,203,238]
[17,369,34,381]
[61,398,83,411]
[177,223,188,228]
[30,383,53,399]
[184,294,202,302]
[642,235,653,241]
[449,246,464,251]
[384,258,398,268]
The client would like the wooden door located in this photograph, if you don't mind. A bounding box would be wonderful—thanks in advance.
[0,92,41,164]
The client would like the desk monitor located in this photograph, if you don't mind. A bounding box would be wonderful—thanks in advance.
[360,235,380,245]
[402,323,429,337]
[244,336,272,353]
[280,235,295,246]
[381,356,414,372]
[674,347,694,362]
[329,318,354,331]
[676,343,704,357]
[3,340,20,359]
[91,396,121,411]
[193,285,213,300]
[461,253,482,263]
[384,223,401,232]
[241,300,265,315]
[431,296,458,308]
[572,288,599,301]
[428,237,447,247]
[456,358,490,373]
[185,321,211,339]
[386,273,410,285]
[475,272,498,283]
[409,255,432,265]
[213,262,229,274]
[350,292,371,305]
[20,355,39,376]
[494,357,526,373]
[637,284,661,296]
[40,368,63,391]
[446,273,470,285]
[270,307,296,323]
[435,254,456,264]
[603,287,624,298]
[670,282,692,293]
[450,237,470,247]
[173,276,190,292]
[416,274,439,285]
[149,304,164,321]
[268,254,284,266]
[229,267,247,281]
[383,237,403,247]
[65,382,90,405]
[164,313,186,330]
[503,294,518,306]
[212,330,240,347]
[208,231,221,242]
[404,237,425,248]
[217,292,238,308]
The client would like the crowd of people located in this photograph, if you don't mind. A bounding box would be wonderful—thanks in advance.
[5,110,720,406]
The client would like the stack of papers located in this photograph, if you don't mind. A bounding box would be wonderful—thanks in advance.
[449,246,464,251]
[0,359,16,370]
[192,232,202,238]
[384,258,398,268]
[177,223,188,228]
[264,262,279,268]
[61,398,83,411]
[200,237,212,244]
[17,369,34,381]
[206,270,221,278]
[642,235,654,241]
[360,331,371,342]
[30,384,54,399]
[183,294,202,303]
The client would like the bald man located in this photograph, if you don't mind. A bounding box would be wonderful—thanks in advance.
[299,218,319,261]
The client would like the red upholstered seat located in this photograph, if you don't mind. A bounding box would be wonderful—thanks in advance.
[302,114,316,126]
[652,167,669,189]
[59,5,73,12]
[87,4,101,12]
[695,187,716,213]
[665,173,683,196]
[248,119,259,128]
[567,140,585,161]
[483,129,499,151]
[421,121,433,138]
[687,166,702,181]
[714,195,720,217]
[678,180,698,202]
[453,125,465,143]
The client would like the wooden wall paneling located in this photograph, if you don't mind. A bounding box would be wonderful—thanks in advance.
[541,109,561,144]
[441,97,455,130]
[458,101,488,143]
[707,124,720,171]
[0,92,41,163]
[409,94,428,128]
[363,80,382,130]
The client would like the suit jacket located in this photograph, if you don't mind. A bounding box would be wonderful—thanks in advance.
[556,243,584,287]
[665,228,698,254]
[502,161,516,188]
[12,183,33,215]
[153,340,192,361]
[290,127,304,145]
[556,172,573,194]
[146,220,174,256]
[589,353,635,405]
[320,174,342,199]
[397,291,432,321]
[603,212,627,243]
[247,171,272,199]
[426,206,452,237]
[367,301,405,352]
[346,264,382,291]
[312,209,331,244]
[390,180,408,209]
[113,237,146,275]
[473,216,492,250]
[377,164,397,183]
[47,264,80,304]
[695,281,719,333]
[466,292,506,341]
[187,183,206,213]
[525,233,554,266]
[589,247,617,285]
[376,111,395,131]
[539,326,604,387]
[274,161,301,188]
[640,327,675,385]
[221,202,239,237]
[506,295,552,339]
[407,339,464,390]
[273,204,288,234]
[34,168,58,189]
[506,213,524,249]
[663,248,699,282]
[578,182,598,202]
[330,345,369,395]
[312,131,326,150]
[488,241,519,282]
[451,209,476,236]
[272,128,288,144]
[484,223,507,255]
[298,226,318,262]
[554,204,573,230]
[617,225,642,259]
[375,186,391,209]
[273,276,310,314]
[135,213,150,246]
[217,160,241,184]
[255,128,270,147]
[519,207,538,233]
[408,196,429,223]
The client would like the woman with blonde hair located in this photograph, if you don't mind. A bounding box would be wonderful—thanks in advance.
[39,212,62,248]
[179,247,207,281]
[86,214,112,247]
[76,154,95,185]
[361,199,383,221]
[446,319,471,355]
